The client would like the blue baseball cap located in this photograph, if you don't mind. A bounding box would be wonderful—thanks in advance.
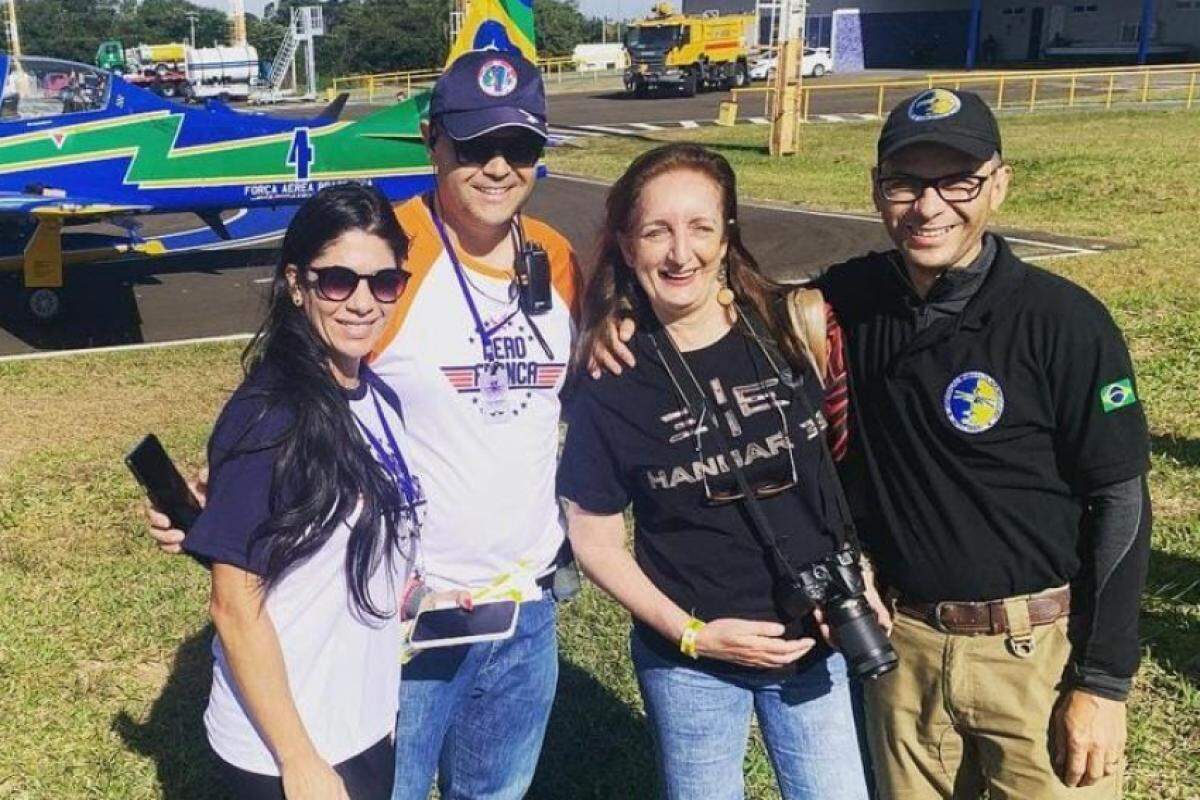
[429,50,548,141]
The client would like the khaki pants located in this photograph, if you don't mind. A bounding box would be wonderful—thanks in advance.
[864,610,1123,799]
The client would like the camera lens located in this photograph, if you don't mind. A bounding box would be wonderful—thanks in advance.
[826,597,898,680]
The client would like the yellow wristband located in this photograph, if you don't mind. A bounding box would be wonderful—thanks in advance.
[680,617,705,660]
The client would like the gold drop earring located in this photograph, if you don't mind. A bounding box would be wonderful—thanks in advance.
[716,262,735,307]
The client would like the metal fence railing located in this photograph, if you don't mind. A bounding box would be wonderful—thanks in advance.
[727,64,1200,127]
[329,56,594,103]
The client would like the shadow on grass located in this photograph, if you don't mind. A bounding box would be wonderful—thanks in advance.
[1151,434,1200,470]
[528,659,657,800]
[1142,550,1200,684]
[113,625,229,800]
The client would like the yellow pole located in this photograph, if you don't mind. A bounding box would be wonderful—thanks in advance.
[1188,71,1197,110]
[996,75,1005,111]
[803,85,811,122]
[1068,74,1077,108]
[1141,70,1151,104]
[1106,73,1115,108]
[876,84,885,117]
[769,37,801,156]
[5,0,22,57]
[1028,77,1037,112]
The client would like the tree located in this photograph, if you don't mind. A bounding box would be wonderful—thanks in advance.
[534,0,589,56]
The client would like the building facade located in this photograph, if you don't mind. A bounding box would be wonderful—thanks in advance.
[676,0,1198,68]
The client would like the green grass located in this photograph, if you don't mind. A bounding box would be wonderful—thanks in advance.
[1,108,1197,798]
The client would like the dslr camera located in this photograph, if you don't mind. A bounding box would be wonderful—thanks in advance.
[778,544,898,680]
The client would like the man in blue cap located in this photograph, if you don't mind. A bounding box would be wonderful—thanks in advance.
[370,49,582,800]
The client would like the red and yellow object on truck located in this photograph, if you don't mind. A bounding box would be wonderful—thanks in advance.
[623,3,755,97]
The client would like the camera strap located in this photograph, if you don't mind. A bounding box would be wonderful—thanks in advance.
[737,306,864,555]
[649,326,805,584]
[647,309,862,574]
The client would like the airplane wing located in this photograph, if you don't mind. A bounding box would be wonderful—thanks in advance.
[0,191,151,220]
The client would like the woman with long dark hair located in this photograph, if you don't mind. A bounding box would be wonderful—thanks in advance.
[179,184,420,800]
[559,144,889,799]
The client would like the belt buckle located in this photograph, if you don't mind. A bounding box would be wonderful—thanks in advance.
[931,601,953,633]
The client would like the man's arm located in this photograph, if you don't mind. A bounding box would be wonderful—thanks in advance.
[1070,474,1152,699]
[1052,473,1151,787]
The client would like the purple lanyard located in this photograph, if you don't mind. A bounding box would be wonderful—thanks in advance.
[428,197,516,363]
[356,386,421,515]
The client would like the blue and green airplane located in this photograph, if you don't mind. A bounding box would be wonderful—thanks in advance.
[0,0,537,321]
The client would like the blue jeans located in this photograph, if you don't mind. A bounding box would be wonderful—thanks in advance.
[391,595,558,800]
[632,628,871,800]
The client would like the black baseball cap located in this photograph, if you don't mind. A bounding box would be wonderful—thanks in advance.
[877,88,1002,164]
[429,50,548,141]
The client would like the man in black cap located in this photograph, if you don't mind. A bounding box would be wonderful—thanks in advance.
[815,88,1152,798]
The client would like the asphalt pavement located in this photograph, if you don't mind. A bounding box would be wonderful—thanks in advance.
[0,174,1111,358]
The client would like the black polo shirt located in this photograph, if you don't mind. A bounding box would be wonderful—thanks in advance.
[817,235,1150,603]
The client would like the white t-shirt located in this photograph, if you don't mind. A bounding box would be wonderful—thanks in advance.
[368,196,578,597]
[185,369,415,775]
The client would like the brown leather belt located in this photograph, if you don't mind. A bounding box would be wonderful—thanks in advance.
[895,585,1070,636]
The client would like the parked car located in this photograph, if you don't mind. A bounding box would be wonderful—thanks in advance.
[749,47,833,80]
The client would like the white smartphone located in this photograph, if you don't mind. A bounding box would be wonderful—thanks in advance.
[409,600,520,650]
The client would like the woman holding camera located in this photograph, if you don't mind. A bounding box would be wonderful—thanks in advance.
[175,184,423,800]
[558,144,888,800]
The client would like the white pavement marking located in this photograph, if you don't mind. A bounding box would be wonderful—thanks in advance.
[549,126,605,137]
[679,120,701,128]
[578,124,640,135]
[0,333,255,363]
[856,113,881,120]
[819,114,847,122]
[252,277,274,284]
[630,122,665,130]
[748,116,769,124]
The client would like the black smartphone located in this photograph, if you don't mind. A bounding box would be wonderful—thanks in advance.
[125,434,202,533]
[410,600,519,649]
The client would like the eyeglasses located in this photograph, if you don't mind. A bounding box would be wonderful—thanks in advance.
[693,401,800,506]
[447,133,545,168]
[305,266,409,303]
[875,167,998,204]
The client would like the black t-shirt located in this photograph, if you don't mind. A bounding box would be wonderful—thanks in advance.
[816,236,1150,602]
[557,323,840,673]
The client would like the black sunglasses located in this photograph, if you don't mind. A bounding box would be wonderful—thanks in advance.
[446,133,545,168]
[305,266,409,303]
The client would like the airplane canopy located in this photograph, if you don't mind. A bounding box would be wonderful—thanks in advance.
[1,55,112,121]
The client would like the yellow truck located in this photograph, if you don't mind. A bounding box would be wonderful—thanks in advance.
[623,3,755,97]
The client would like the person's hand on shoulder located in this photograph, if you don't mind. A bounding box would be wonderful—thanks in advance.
[145,467,207,554]
[694,618,815,669]
[587,316,637,379]
[280,751,351,800]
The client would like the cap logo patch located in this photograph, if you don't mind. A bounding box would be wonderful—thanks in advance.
[944,371,1004,434]
[909,88,962,122]
[478,58,519,98]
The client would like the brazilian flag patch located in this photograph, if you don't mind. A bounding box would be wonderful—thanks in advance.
[1100,379,1137,413]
